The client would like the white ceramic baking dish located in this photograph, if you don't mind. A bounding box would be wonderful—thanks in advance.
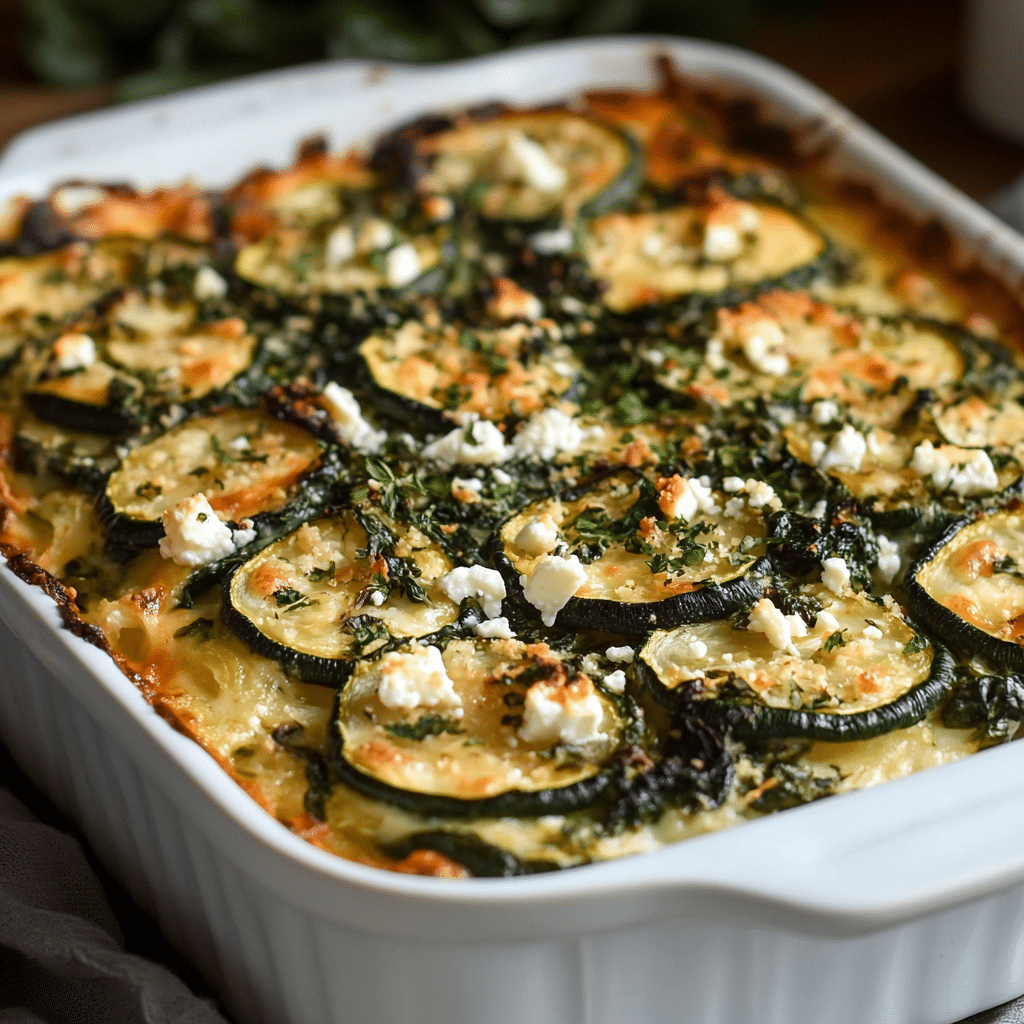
[4,36,1024,1024]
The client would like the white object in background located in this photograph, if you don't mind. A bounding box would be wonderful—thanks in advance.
[963,0,1024,144]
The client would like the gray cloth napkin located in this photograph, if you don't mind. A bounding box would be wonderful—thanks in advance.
[0,780,229,1024]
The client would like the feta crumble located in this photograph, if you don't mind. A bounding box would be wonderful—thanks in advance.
[519,677,605,746]
[376,646,461,711]
[422,417,511,467]
[513,514,559,556]
[815,424,867,472]
[320,382,386,453]
[232,517,257,547]
[812,400,839,425]
[528,228,573,255]
[193,266,228,301]
[602,669,627,694]
[325,224,355,266]
[909,440,998,496]
[747,598,796,652]
[739,318,788,377]
[384,242,422,288]
[821,556,851,595]
[159,493,236,567]
[605,646,635,663]
[876,534,901,584]
[439,565,506,619]
[474,617,516,640]
[656,474,720,522]
[520,554,588,626]
[503,132,567,193]
[511,408,583,461]
[52,332,96,373]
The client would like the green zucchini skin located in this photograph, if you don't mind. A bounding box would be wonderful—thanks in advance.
[379,829,561,877]
[219,570,358,688]
[24,390,138,435]
[331,752,613,819]
[493,549,770,635]
[576,128,644,221]
[907,515,1024,672]
[639,640,956,742]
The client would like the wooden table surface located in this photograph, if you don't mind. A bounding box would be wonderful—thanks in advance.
[2,0,1024,204]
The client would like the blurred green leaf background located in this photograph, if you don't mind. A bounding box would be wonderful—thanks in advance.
[21,0,822,101]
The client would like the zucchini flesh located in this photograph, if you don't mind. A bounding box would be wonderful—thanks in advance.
[909,511,1024,671]
[498,473,769,632]
[223,513,458,685]
[586,202,824,313]
[102,407,324,545]
[640,583,952,741]
[332,638,623,816]
[416,110,642,222]
[359,319,580,427]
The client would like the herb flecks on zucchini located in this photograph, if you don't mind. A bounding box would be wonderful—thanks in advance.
[414,110,642,223]
[499,472,770,632]
[586,198,824,312]
[640,583,952,741]
[360,319,580,427]
[332,638,624,816]
[223,513,458,685]
[909,511,1024,672]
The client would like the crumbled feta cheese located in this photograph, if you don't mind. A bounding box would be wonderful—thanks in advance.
[519,677,605,746]
[657,474,720,522]
[724,496,745,518]
[605,645,634,663]
[321,382,386,453]
[723,476,745,493]
[815,609,841,633]
[503,132,567,193]
[748,598,795,652]
[474,617,515,639]
[384,242,421,288]
[451,477,483,501]
[739,318,788,377]
[193,266,228,301]
[159,493,236,567]
[376,645,461,711]
[816,424,867,472]
[439,565,506,619]
[492,468,512,485]
[528,228,574,254]
[370,590,386,606]
[876,534,901,584]
[785,614,808,638]
[703,223,743,262]
[325,224,355,266]
[863,624,883,640]
[358,218,393,251]
[514,514,559,556]
[602,669,627,694]
[422,417,511,467]
[52,183,106,217]
[821,556,851,595]
[511,408,583,461]
[909,440,998,496]
[687,639,708,659]
[520,554,587,627]
[52,332,96,373]
[810,499,828,520]
[232,518,257,547]
[812,400,839,425]
[744,479,777,509]
[704,337,727,371]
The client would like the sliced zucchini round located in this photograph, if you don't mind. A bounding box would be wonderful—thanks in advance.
[101,291,258,403]
[100,407,326,546]
[222,513,459,686]
[331,637,625,817]
[585,201,826,313]
[908,510,1024,672]
[497,472,770,633]
[13,415,120,490]
[359,319,580,429]
[415,110,642,222]
[639,583,954,741]
[25,361,142,434]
